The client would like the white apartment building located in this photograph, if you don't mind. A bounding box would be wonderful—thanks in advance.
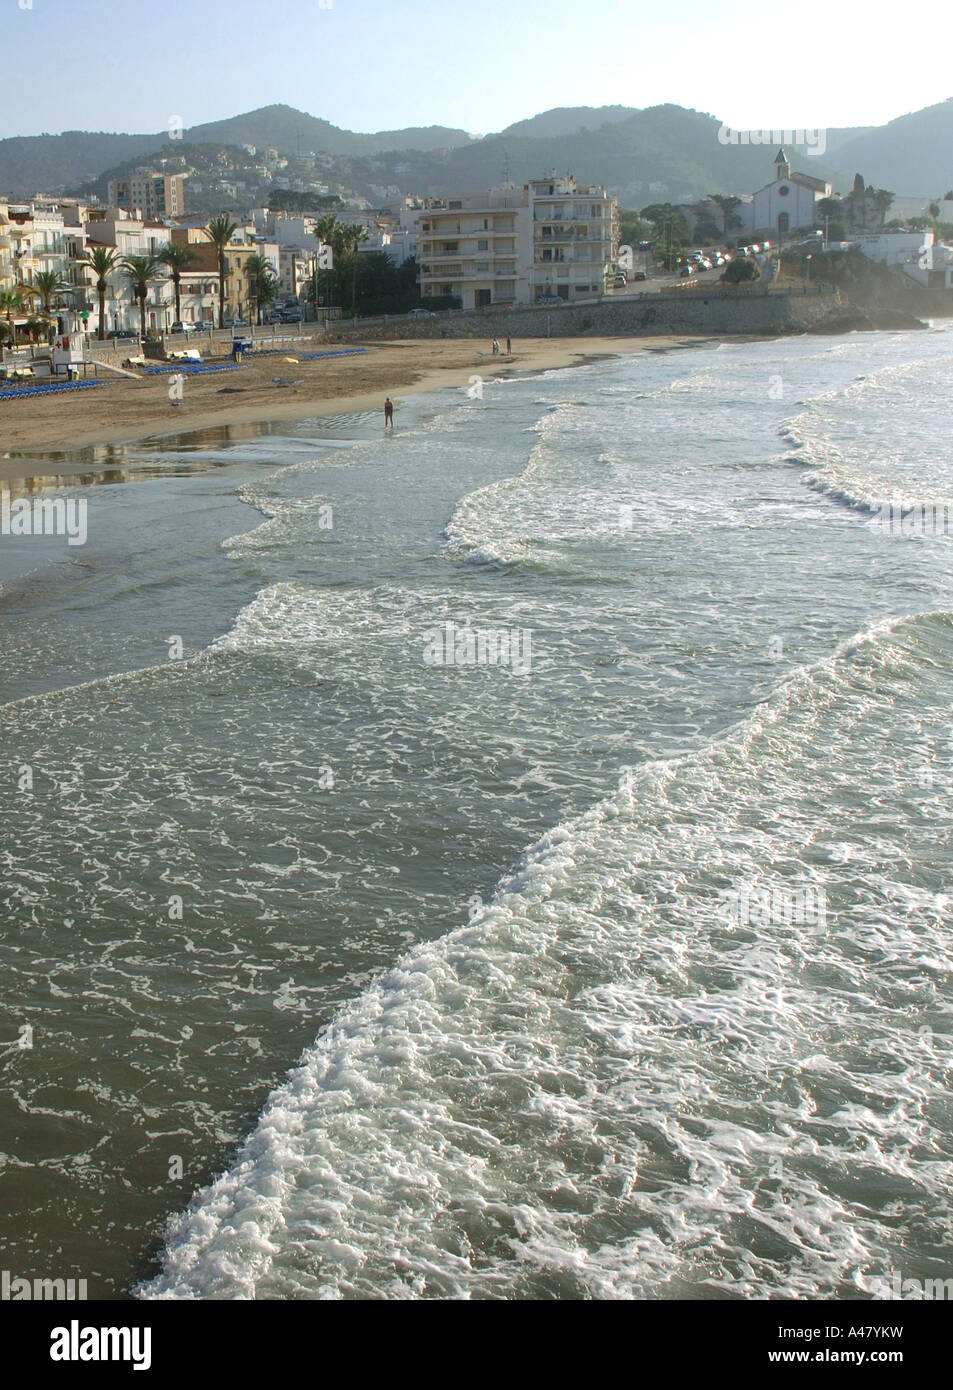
[417,186,528,309]
[529,176,618,303]
[852,231,953,290]
[416,176,617,309]
[3,201,83,288]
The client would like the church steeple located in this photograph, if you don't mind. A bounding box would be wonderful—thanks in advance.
[775,147,791,181]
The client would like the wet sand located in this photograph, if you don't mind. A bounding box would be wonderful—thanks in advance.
[0,335,710,477]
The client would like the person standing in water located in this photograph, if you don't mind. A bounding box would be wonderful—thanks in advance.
[384,396,394,428]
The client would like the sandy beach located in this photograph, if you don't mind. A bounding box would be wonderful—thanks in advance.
[0,335,708,475]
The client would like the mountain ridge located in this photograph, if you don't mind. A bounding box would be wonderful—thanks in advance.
[1,100,950,203]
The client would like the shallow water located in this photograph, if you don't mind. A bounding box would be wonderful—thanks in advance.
[1,327,952,1299]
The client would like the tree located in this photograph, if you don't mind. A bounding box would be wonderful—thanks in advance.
[316,213,344,306]
[641,203,690,268]
[120,253,162,340]
[0,285,25,330]
[710,194,743,236]
[83,245,119,340]
[723,256,760,284]
[693,217,722,243]
[25,268,70,316]
[203,214,238,327]
[618,208,651,247]
[244,252,278,325]
[266,188,343,215]
[341,223,369,313]
[22,270,71,341]
[159,242,198,324]
[843,181,893,236]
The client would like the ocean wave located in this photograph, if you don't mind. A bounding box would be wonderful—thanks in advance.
[780,352,953,516]
[140,609,953,1301]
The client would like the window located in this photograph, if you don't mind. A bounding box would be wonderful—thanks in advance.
[477,240,488,251]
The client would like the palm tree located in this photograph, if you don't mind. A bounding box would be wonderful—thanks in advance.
[203,214,238,327]
[22,270,71,342]
[120,253,163,341]
[0,285,25,325]
[0,286,26,346]
[159,242,198,325]
[316,214,342,307]
[24,269,70,315]
[342,224,369,313]
[244,252,278,325]
[83,245,120,340]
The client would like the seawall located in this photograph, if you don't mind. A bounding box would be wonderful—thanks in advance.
[324,288,845,343]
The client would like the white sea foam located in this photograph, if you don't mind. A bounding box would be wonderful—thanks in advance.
[141,611,953,1300]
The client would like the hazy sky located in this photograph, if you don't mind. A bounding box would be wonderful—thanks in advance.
[3,0,946,138]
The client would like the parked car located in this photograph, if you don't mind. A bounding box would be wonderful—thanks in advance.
[408,307,437,318]
[106,328,136,339]
[537,293,563,304]
[679,263,696,277]
[613,272,628,287]
[279,310,304,323]
[224,317,248,328]
[169,321,199,334]
[632,268,647,281]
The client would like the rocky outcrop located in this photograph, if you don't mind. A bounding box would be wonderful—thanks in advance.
[809,307,927,334]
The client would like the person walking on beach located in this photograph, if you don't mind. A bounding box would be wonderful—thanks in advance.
[491,339,499,355]
[384,396,394,428]
[506,336,512,354]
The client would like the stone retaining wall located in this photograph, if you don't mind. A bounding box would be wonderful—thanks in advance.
[324,290,842,344]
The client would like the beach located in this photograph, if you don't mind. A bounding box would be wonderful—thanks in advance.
[2,325,952,1301]
[0,334,705,466]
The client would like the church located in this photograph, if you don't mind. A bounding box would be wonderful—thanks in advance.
[750,150,834,238]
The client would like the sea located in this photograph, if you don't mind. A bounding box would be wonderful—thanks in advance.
[1,325,951,1301]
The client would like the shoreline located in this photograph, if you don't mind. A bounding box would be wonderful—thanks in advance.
[0,335,714,481]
